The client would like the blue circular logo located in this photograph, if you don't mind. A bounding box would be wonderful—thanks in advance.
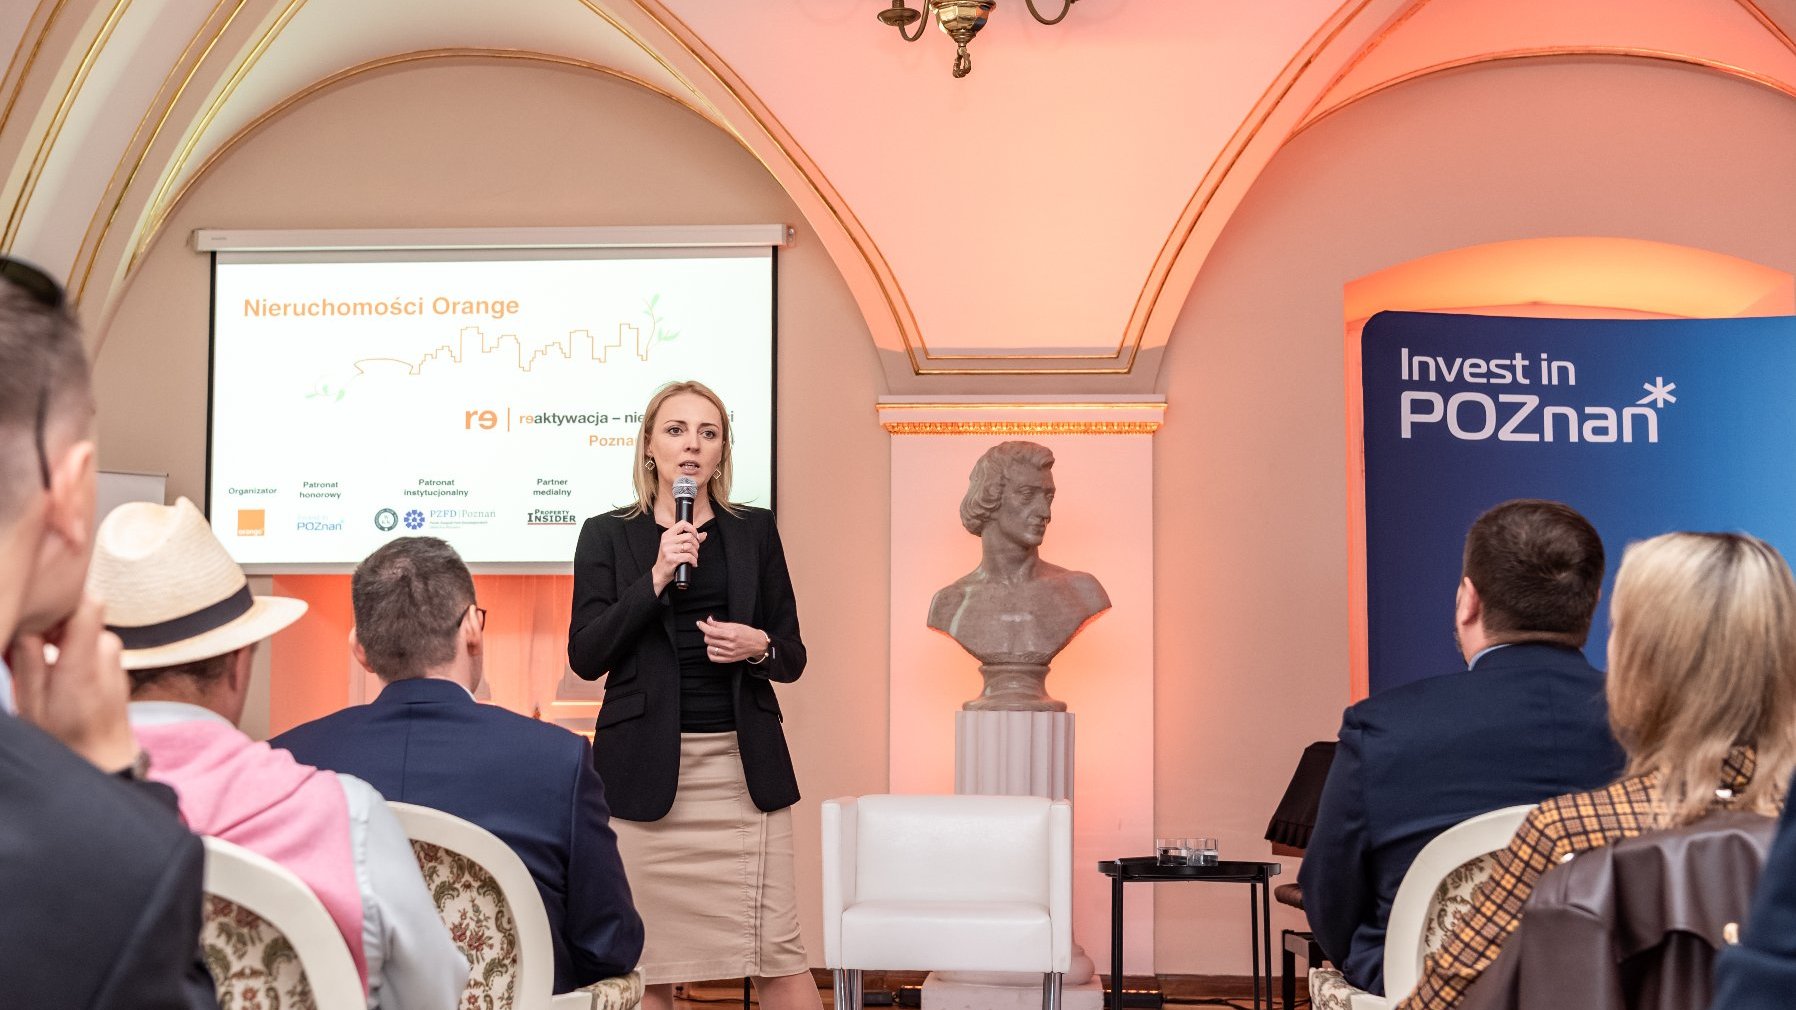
[403,509,426,530]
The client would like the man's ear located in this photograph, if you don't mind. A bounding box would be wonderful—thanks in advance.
[43,438,96,549]
[464,608,483,659]
[1456,576,1483,630]
[231,644,257,694]
[349,627,374,674]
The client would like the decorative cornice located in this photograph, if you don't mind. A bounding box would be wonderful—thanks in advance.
[882,420,1160,436]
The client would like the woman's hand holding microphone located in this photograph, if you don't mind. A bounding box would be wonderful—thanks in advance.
[650,521,705,594]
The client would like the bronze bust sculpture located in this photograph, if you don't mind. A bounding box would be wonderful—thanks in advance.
[928,441,1111,711]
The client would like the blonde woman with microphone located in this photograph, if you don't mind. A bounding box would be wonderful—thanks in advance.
[569,380,819,1010]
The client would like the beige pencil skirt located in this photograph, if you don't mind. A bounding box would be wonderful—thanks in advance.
[612,731,809,985]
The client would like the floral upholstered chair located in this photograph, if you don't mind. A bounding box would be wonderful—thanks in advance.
[1307,805,1533,1010]
[391,802,642,1010]
[199,836,365,1010]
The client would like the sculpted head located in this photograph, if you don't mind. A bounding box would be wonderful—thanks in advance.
[960,441,1056,548]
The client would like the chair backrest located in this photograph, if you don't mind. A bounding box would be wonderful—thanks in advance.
[1383,804,1534,1000]
[388,801,554,1010]
[854,794,1062,903]
[200,835,365,1010]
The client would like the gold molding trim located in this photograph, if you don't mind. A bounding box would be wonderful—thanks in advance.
[609,2,936,371]
[126,48,732,286]
[0,0,73,143]
[70,0,245,305]
[1292,47,1796,139]
[1118,0,1384,377]
[2,0,132,253]
[1294,0,1433,129]
[882,421,1161,435]
[1736,0,1796,59]
[878,401,1167,411]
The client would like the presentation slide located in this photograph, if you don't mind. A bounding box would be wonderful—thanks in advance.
[207,248,774,569]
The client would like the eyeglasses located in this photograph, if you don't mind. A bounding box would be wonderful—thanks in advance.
[446,604,487,633]
[1,256,68,490]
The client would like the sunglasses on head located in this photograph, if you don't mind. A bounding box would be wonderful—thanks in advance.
[1,256,69,490]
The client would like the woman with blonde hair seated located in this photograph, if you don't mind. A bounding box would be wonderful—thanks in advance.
[1397,531,1796,1010]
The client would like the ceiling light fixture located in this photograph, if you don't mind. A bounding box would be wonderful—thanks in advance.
[876,0,1077,78]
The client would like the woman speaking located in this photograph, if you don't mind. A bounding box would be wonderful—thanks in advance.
[569,380,821,1010]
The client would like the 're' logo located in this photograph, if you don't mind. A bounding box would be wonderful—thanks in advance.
[236,509,265,537]
[374,508,399,532]
[404,509,426,530]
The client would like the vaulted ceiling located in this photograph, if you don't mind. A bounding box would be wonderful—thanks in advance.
[4,0,1794,387]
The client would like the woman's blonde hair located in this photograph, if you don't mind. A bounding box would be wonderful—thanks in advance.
[624,380,740,518]
[1607,531,1796,824]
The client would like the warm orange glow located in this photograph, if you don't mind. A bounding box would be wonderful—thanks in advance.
[1343,237,1796,700]
[267,573,576,735]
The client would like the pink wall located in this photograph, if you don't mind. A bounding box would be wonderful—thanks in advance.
[1152,56,1796,969]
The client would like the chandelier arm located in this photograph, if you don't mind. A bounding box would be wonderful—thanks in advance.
[1024,0,1075,25]
[900,14,927,41]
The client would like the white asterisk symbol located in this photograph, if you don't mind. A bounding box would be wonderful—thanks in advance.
[1637,377,1677,408]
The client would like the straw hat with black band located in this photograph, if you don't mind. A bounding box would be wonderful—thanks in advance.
[89,498,306,670]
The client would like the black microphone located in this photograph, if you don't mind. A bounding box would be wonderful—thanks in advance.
[673,475,698,590]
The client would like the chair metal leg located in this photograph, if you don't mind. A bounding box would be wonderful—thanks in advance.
[1042,972,1064,1010]
[833,969,862,1010]
[1281,944,1295,1010]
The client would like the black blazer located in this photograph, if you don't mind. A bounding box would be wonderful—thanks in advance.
[1712,771,1796,1010]
[568,503,806,822]
[1298,642,1627,993]
[0,711,218,1009]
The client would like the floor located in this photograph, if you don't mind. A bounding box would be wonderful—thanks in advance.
[673,972,1309,1010]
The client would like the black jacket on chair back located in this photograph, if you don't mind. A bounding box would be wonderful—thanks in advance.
[1460,810,1778,1010]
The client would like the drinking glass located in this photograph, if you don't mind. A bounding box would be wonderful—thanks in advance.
[1188,837,1220,867]
[1155,837,1188,866]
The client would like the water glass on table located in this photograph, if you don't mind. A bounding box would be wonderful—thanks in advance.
[1155,837,1191,866]
[1188,837,1220,866]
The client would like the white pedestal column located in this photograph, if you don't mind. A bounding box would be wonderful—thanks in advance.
[922,711,1102,1010]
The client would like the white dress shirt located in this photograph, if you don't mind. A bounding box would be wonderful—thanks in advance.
[129,701,468,1010]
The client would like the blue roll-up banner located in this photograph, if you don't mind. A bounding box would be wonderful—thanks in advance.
[1361,310,1796,694]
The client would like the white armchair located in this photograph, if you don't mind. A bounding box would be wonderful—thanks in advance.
[822,794,1073,1010]
[199,835,365,1010]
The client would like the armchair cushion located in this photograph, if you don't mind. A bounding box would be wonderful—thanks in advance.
[840,901,1053,972]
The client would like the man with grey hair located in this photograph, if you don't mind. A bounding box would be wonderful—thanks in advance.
[275,536,643,992]
[0,258,218,1008]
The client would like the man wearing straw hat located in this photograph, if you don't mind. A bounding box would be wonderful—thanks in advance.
[0,258,219,1009]
[92,497,468,1010]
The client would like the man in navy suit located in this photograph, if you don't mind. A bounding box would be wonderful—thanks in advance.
[273,536,643,992]
[1300,499,1626,994]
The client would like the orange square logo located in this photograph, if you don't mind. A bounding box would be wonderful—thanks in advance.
[237,509,265,537]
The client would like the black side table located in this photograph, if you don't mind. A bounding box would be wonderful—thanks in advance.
[1097,857,1281,1010]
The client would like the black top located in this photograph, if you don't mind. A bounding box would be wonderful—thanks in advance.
[666,519,736,732]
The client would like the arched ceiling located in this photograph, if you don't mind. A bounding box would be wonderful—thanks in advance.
[3,0,1795,390]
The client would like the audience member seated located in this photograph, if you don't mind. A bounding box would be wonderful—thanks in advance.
[1302,499,1626,992]
[0,260,218,1009]
[91,499,469,1010]
[1711,768,1796,1009]
[273,536,644,991]
[1397,530,1796,1010]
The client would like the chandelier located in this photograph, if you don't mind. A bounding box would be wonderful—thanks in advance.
[876,0,1078,78]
